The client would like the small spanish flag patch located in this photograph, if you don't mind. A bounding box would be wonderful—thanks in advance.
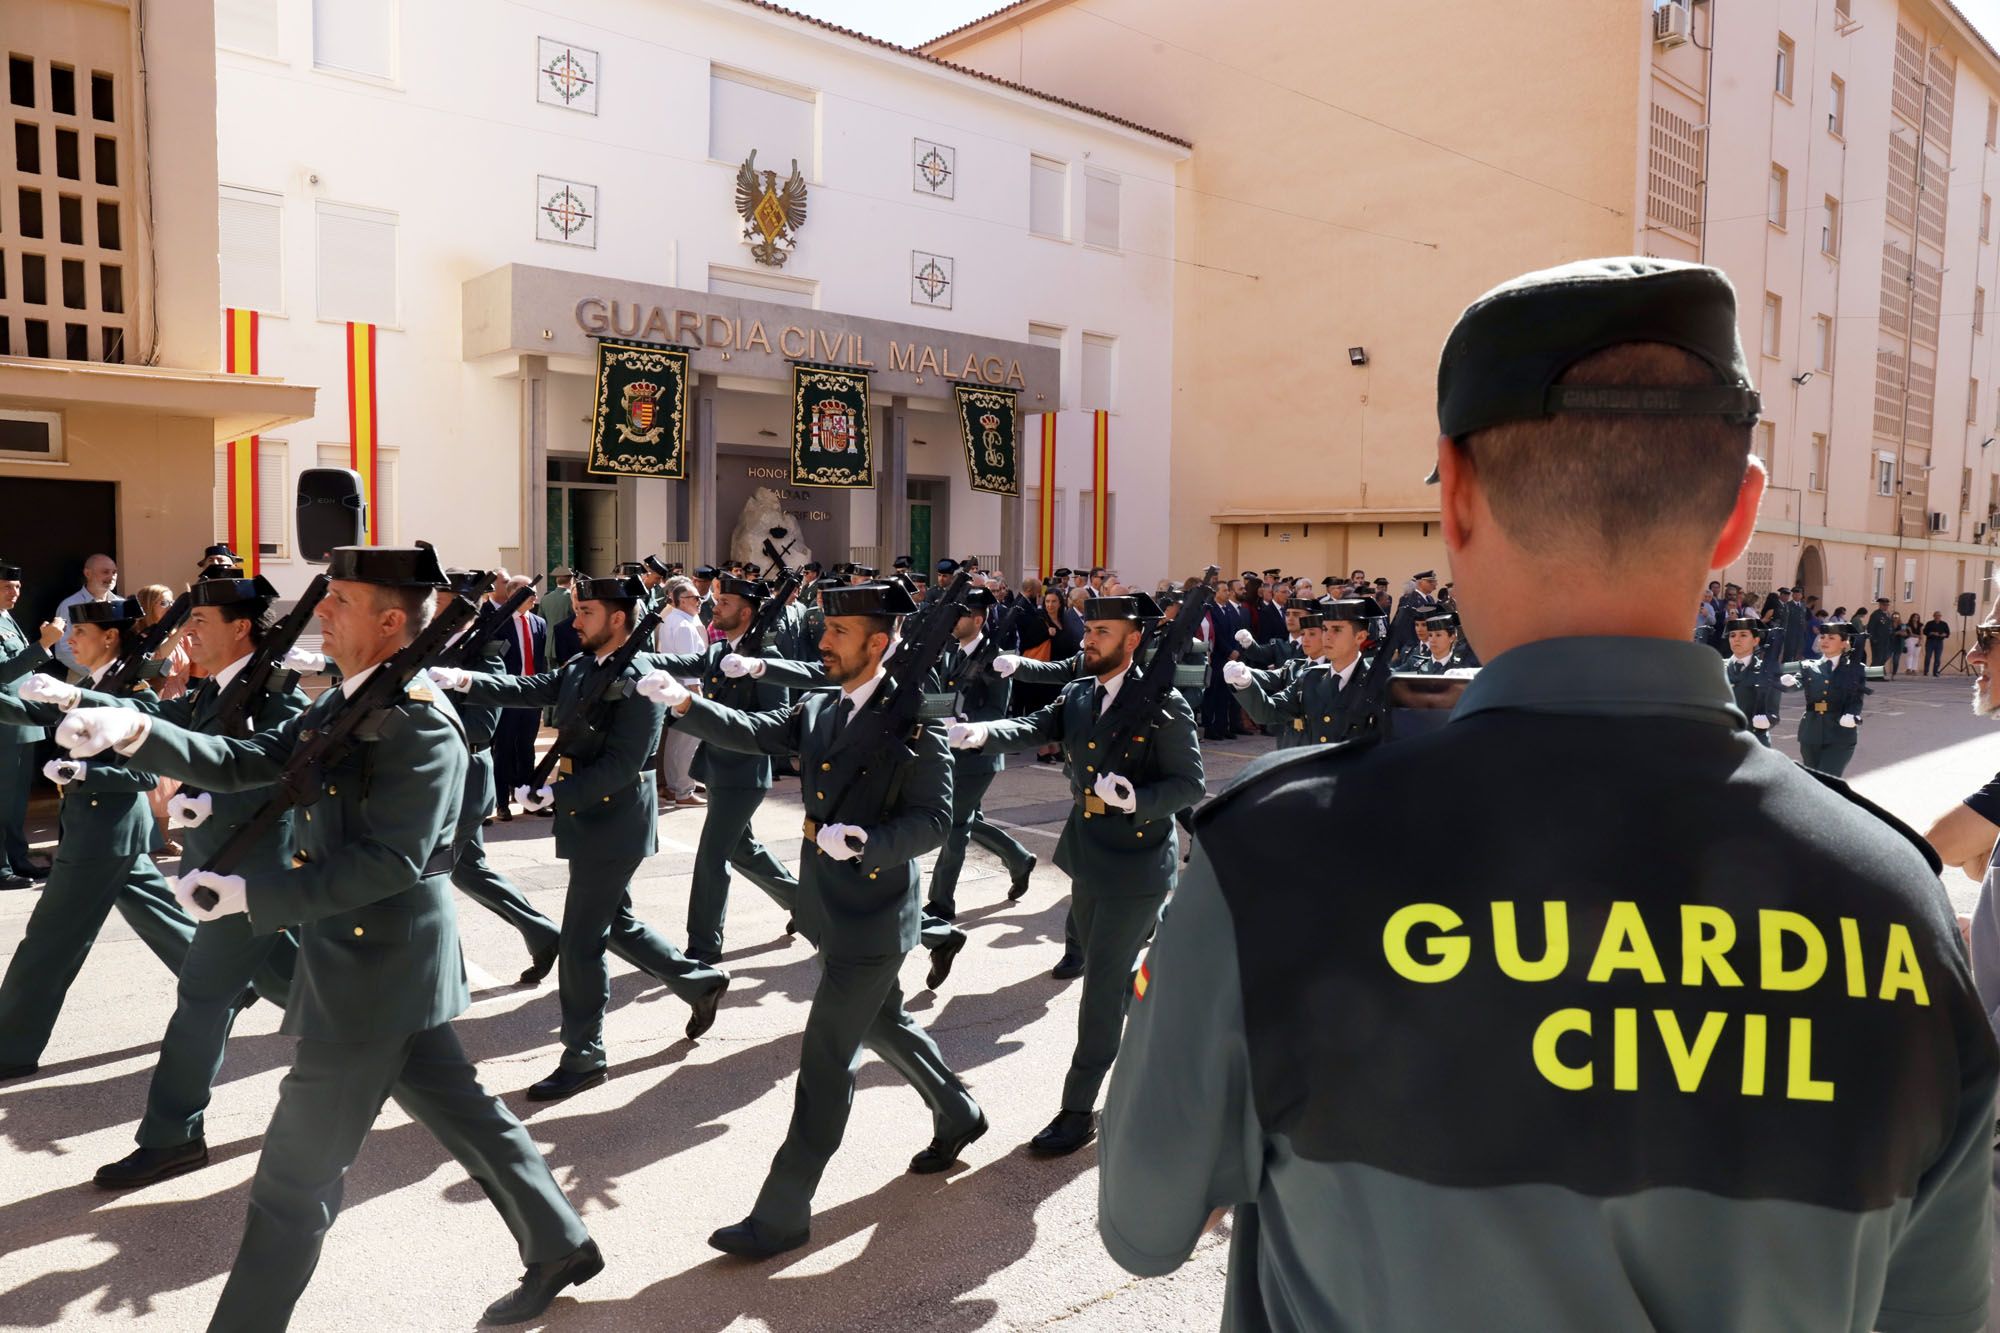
[1133,959,1150,1000]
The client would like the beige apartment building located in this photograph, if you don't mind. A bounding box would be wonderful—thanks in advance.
[0,0,311,624]
[931,0,2000,625]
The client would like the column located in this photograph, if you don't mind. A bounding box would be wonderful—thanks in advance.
[877,395,911,566]
[691,373,719,561]
[999,493,1023,583]
[519,354,548,575]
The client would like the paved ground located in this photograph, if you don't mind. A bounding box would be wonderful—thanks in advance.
[0,669,1993,1331]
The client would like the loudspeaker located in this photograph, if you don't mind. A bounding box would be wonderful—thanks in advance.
[297,468,367,564]
[1959,591,1979,618]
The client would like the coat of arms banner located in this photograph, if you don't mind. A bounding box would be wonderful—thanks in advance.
[789,361,874,489]
[588,337,690,479]
[952,383,1020,496]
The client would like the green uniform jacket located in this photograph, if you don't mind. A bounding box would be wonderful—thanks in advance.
[129,677,470,1042]
[538,586,573,633]
[936,638,1011,777]
[460,655,665,860]
[1238,659,1372,746]
[979,673,1204,893]
[0,614,45,743]
[673,683,952,955]
[0,681,159,857]
[638,642,790,790]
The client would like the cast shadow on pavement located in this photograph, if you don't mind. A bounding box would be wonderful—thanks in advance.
[0,1033,298,1156]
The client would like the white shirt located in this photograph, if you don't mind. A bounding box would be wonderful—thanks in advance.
[1092,667,1134,714]
[339,662,381,699]
[1327,656,1360,691]
[208,652,253,693]
[661,607,707,677]
[841,665,888,714]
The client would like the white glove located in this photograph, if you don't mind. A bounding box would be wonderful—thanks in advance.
[54,706,146,757]
[1093,772,1137,814]
[167,791,213,829]
[1779,673,1798,688]
[43,758,86,785]
[1234,628,1254,648]
[282,647,325,674]
[171,869,247,921]
[720,653,765,679]
[1839,713,1859,729]
[18,676,81,710]
[636,671,691,709]
[514,784,556,812]
[425,666,472,693]
[946,721,989,750]
[991,654,1023,678]
[815,822,867,862]
[1751,714,1771,731]
[1222,661,1252,689]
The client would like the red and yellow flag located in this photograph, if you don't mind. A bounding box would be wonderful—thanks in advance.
[1091,409,1110,568]
[1133,958,1150,1001]
[223,308,260,574]
[345,321,380,545]
[1037,414,1058,575]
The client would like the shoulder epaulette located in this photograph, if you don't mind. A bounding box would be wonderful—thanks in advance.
[1798,767,1943,875]
[404,676,438,704]
[1192,731,1382,829]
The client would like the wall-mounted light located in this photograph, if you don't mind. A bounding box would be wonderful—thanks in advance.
[1791,371,1814,385]
[757,429,777,438]
[1984,437,1995,450]
[1347,347,1369,367]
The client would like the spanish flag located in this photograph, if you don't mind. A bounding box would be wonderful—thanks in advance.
[223,308,260,574]
[345,321,380,545]
[1037,413,1058,574]
[1091,409,1110,568]
[1133,957,1150,1001]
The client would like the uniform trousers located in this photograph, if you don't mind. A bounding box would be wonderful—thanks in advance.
[685,785,800,959]
[0,850,192,1066]
[208,1022,588,1332]
[751,947,979,1234]
[0,738,34,873]
[1062,888,1168,1112]
[1797,718,1857,777]
[925,764,1033,918]
[137,915,297,1148]
[451,749,560,955]
[560,853,727,1072]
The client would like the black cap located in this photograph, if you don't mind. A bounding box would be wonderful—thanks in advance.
[191,574,280,608]
[446,568,495,598]
[0,558,20,580]
[1876,597,1891,605]
[197,564,246,582]
[1413,570,1436,581]
[1723,616,1763,634]
[1820,619,1854,638]
[1321,576,1340,587]
[851,564,880,579]
[576,574,645,602]
[888,572,920,598]
[72,596,141,626]
[1297,613,1325,630]
[959,587,996,612]
[717,575,768,602]
[1083,592,1162,622]
[802,560,822,574]
[816,573,850,589]
[692,565,718,579]
[1429,258,1761,482]
[327,544,451,588]
[1320,598,1378,625]
[1285,597,1314,611]
[821,580,918,617]
[1423,611,1460,632]
[616,561,647,578]
[893,555,913,569]
[1053,568,1072,579]
[198,543,242,566]
[936,558,959,575]
[643,555,672,577]
[1262,568,1281,577]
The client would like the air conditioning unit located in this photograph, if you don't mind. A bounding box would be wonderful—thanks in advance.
[1930,511,1950,532]
[1654,2,1691,48]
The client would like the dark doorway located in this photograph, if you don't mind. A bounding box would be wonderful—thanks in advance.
[6,476,116,627]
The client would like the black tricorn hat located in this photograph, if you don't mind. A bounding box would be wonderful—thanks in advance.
[1820,619,1855,638]
[692,565,719,579]
[959,587,996,612]
[197,564,247,582]
[575,574,645,602]
[191,574,280,608]
[1297,613,1326,629]
[0,558,20,580]
[717,576,768,602]
[643,555,672,577]
[1423,611,1461,631]
[821,580,919,617]
[327,544,450,588]
[802,560,823,573]
[1723,616,1764,634]
[446,568,495,599]
[617,561,647,578]
[1320,598,1379,624]
[851,564,879,579]
[1083,592,1162,623]
[198,543,242,566]
[892,555,913,569]
[72,596,141,626]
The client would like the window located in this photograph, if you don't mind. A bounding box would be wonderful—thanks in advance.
[1077,490,1116,566]
[1988,98,1998,149]
[707,263,816,308]
[1762,292,1782,357]
[1813,314,1832,370]
[0,408,62,462]
[1973,378,1983,424]
[1810,433,1827,491]
[217,0,281,58]
[707,68,814,177]
[315,200,396,325]
[1964,465,1975,511]
[1768,164,1788,227]
[1776,35,1794,99]
[1829,75,1846,136]
[1980,288,1989,336]
[219,185,283,314]
[1821,197,1840,255]
[1985,194,1993,241]
[1872,556,1887,601]
[211,440,292,558]
[1029,155,1066,240]
[1083,168,1120,249]
[1757,421,1777,468]
[1025,486,1066,574]
[318,443,399,543]
[1028,321,1064,409]
[1081,333,1116,411]
[313,0,394,81]
[1877,452,1897,497]
[1902,556,1916,602]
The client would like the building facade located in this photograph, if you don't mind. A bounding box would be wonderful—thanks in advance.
[211,0,1182,600]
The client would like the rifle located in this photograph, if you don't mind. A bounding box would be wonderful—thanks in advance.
[1327,605,1421,743]
[527,602,664,789]
[208,575,331,738]
[99,590,193,694]
[959,598,1034,688]
[436,576,540,672]
[821,569,973,825]
[1097,583,1212,778]
[190,594,479,908]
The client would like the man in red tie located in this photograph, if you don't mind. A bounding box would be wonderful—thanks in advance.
[492,576,548,820]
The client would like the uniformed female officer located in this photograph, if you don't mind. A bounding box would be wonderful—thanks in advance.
[1788,621,1868,775]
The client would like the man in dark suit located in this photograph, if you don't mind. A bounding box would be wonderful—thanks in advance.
[493,576,547,821]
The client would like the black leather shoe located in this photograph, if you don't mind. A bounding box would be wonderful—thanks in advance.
[1008,854,1037,902]
[519,943,558,986]
[94,1138,209,1190]
[0,872,32,891]
[1028,1109,1097,1156]
[685,976,729,1041]
[480,1238,604,1325]
[1050,950,1086,981]
[924,901,957,922]
[20,858,49,880]
[496,807,513,822]
[0,1062,38,1082]
[784,918,798,937]
[708,1218,809,1260]
[533,808,554,818]
[527,1066,606,1102]
[685,948,722,966]
[909,1112,988,1175]
[926,932,967,990]
[232,988,259,1014]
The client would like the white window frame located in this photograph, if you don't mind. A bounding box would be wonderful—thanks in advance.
[1768,165,1788,229]
[1762,292,1782,358]
[311,0,398,84]
[1903,556,1917,603]
[216,0,282,60]
[706,65,818,180]
[219,183,285,316]
[1809,433,1827,492]
[1081,332,1117,412]
[1876,451,1897,497]
[1082,166,1121,251]
[1756,421,1777,469]
[0,408,64,464]
[1828,75,1845,137]
[314,199,399,327]
[257,439,291,560]
[1821,196,1840,256]
[1872,556,1887,601]
[1813,314,1833,371]
[1776,34,1795,99]
[1029,154,1068,241]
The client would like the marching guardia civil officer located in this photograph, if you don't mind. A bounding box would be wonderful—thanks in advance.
[0,557,50,888]
[1723,614,1784,747]
[430,572,728,1102]
[1222,597,1379,747]
[640,579,986,1260]
[19,573,306,1188]
[57,546,602,1328]
[949,591,1205,1156]
[0,596,195,1080]
[1097,258,1994,1331]
[633,575,801,963]
[1790,620,1868,776]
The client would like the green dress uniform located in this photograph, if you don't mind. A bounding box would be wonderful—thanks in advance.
[458,651,727,1074]
[538,584,573,636]
[124,666,590,1329]
[672,677,982,1237]
[0,671,193,1073]
[637,639,801,961]
[925,632,1035,919]
[1724,651,1782,749]
[1235,657,1370,747]
[0,604,44,877]
[1794,652,1868,776]
[976,667,1205,1113]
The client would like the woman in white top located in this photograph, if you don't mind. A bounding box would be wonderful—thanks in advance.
[656,578,709,807]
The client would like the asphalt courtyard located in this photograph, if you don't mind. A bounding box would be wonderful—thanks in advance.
[0,667,1993,1331]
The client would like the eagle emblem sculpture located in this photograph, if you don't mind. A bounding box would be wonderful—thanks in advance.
[735,150,808,268]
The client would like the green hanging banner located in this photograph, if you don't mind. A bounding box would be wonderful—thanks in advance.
[953,382,1021,497]
[587,337,690,479]
[789,361,874,489]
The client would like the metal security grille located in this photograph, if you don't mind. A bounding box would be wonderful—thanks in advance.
[1746,552,1775,598]
[1647,102,1703,237]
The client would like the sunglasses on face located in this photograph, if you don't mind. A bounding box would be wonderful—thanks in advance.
[1976,625,2000,651]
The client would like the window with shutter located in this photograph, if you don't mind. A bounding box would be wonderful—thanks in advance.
[212,444,230,543]
[318,442,396,543]
[1083,169,1120,250]
[219,186,283,314]
[1029,322,1064,409]
[1029,156,1066,239]
[1078,491,1116,566]
[258,440,288,557]
[1081,333,1115,411]
[313,0,395,80]
[217,0,281,58]
[315,200,397,325]
[707,67,813,176]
